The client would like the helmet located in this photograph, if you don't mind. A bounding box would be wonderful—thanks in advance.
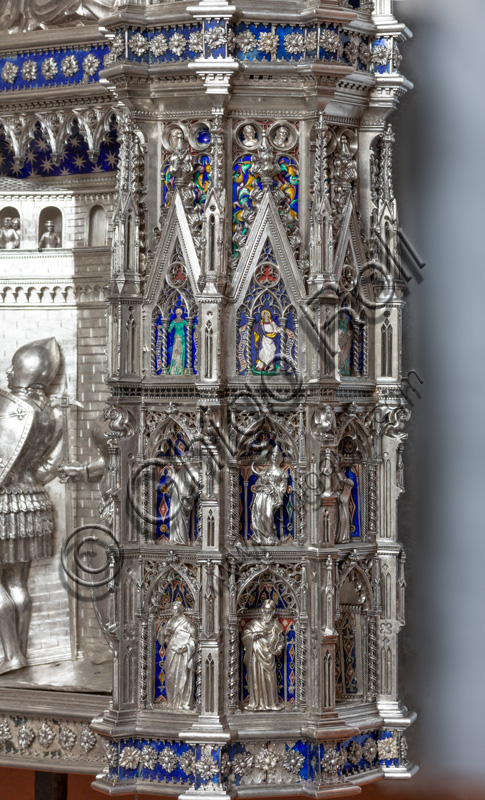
[10,337,60,389]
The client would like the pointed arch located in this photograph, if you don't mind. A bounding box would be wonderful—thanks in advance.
[146,564,198,611]
[237,414,296,461]
[146,191,201,305]
[232,191,305,304]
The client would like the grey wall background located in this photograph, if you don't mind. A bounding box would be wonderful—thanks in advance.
[393,0,485,780]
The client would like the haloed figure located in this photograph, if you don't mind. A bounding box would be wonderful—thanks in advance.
[0,338,61,673]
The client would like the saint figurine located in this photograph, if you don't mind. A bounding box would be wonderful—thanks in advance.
[39,220,60,249]
[168,308,187,375]
[250,447,287,545]
[254,309,281,372]
[335,469,354,544]
[168,464,200,544]
[242,599,284,711]
[158,600,197,710]
[0,337,62,674]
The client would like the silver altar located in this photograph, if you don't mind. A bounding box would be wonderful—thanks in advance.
[0,0,416,795]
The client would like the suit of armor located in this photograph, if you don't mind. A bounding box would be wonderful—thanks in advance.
[0,337,61,673]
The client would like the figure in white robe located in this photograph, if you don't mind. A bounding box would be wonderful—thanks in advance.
[242,599,284,711]
[254,309,281,372]
[158,601,197,710]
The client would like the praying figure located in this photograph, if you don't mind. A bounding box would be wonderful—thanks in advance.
[158,601,197,710]
[39,220,60,249]
[243,599,284,711]
[168,308,187,375]
[250,447,287,545]
[254,309,281,372]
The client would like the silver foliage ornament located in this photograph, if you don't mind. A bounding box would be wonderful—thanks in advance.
[82,54,100,76]
[41,57,57,79]
[61,55,79,77]
[17,725,35,751]
[119,746,140,769]
[140,745,159,770]
[38,722,56,749]
[79,727,97,753]
[21,61,37,81]
[159,747,178,773]
[58,726,77,751]
[150,34,169,56]
[129,33,149,57]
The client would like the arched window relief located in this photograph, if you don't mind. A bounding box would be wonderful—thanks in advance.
[335,568,372,702]
[125,307,136,375]
[237,241,297,376]
[204,321,213,379]
[338,298,367,378]
[381,317,393,377]
[39,206,62,249]
[0,206,21,250]
[152,242,199,376]
[88,204,107,246]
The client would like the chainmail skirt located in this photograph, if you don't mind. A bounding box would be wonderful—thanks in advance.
[0,484,54,563]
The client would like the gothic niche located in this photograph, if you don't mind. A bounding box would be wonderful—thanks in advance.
[335,566,373,702]
[236,571,299,712]
[237,242,297,375]
[153,421,200,545]
[238,421,295,546]
[148,567,199,710]
[88,204,108,246]
[152,242,199,376]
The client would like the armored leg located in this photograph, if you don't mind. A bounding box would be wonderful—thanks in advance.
[4,562,32,657]
[0,566,27,673]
